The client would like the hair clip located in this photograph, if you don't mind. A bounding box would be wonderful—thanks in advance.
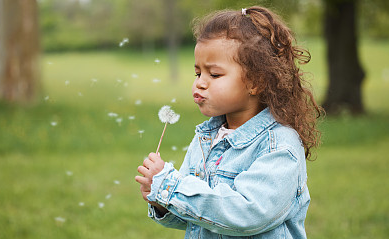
[242,8,247,16]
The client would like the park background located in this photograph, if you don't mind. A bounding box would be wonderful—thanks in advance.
[0,0,388,238]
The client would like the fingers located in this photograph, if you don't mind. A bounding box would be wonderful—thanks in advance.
[137,165,149,177]
[134,175,150,185]
[143,158,153,169]
[148,152,161,162]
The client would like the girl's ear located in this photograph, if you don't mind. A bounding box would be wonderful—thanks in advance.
[247,83,261,96]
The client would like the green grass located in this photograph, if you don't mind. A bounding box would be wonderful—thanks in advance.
[1,38,389,239]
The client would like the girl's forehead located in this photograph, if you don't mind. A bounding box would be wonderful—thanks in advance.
[195,37,239,49]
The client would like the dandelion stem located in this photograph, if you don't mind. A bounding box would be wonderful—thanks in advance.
[156,122,168,154]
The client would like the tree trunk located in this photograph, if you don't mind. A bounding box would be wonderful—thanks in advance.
[322,0,365,114]
[0,0,40,103]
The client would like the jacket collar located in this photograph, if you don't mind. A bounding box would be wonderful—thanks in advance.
[195,108,277,149]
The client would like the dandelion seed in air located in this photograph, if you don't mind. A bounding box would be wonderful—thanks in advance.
[172,146,177,151]
[171,98,177,103]
[65,80,70,86]
[135,99,142,105]
[119,38,129,47]
[44,96,50,101]
[155,105,180,153]
[79,202,85,207]
[131,74,138,78]
[78,92,83,97]
[152,78,161,83]
[66,171,73,176]
[114,180,120,185]
[154,58,160,64]
[124,82,128,87]
[91,78,98,86]
[118,97,123,101]
[47,61,53,65]
[51,121,58,127]
[98,202,105,208]
[182,145,189,151]
[128,116,135,120]
[105,194,112,200]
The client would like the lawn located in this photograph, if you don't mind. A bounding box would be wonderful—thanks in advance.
[0,38,388,239]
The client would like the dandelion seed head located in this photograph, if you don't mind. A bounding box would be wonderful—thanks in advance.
[138,130,145,134]
[154,58,160,64]
[158,105,180,124]
[171,98,176,103]
[66,171,73,176]
[47,61,53,65]
[51,121,58,127]
[116,118,123,125]
[119,38,129,47]
[79,202,85,206]
[124,82,128,87]
[128,116,135,120]
[105,194,112,200]
[182,146,189,151]
[114,180,120,185]
[135,100,142,105]
[44,96,50,101]
[98,202,105,208]
[108,112,118,117]
[131,74,138,78]
[116,78,122,83]
[118,97,123,101]
[65,80,70,86]
[55,217,66,223]
[78,92,83,97]
[171,146,177,151]
[152,78,161,83]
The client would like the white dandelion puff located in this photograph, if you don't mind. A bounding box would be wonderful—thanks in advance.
[182,145,189,151]
[98,202,105,208]
[117,97,123,101]
[47,61,53,65]
[90,78,98,86]
[65,80,70,86]
[131,73,138,78]
[171,146,177,151]
[55,217,66,223]
[169,160,176,165]
[128,116,135,120]
[51,121,58,127]
[123,82,128,87]
[116,117,123,126]
[79,202,85,207]
[108,112,118,118]
[66,171,73,176]
[119,38,129,47]
[138,130,145,138]
[154,58,160,64]
[135,99,142,105]
[105,194,112,200]
[78,92,83,97]
[152,78,161,83]
[44,96,50,101]
[171,98,177,103]
[156,105,180,153]
[114,180,120,185]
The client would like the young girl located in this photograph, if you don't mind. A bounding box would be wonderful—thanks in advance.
[135,6,322,238]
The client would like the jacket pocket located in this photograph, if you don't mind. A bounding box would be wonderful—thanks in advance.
[214,169,239,190]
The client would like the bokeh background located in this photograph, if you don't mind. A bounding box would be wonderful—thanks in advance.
[0,0,388,238]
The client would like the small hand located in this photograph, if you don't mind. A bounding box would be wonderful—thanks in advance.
[135,152,165,202]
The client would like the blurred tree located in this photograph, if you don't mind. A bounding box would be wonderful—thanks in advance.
[0,0,40,103]
[322,0,365,114]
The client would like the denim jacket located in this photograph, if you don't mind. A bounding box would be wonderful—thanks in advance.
[147,108,310,238]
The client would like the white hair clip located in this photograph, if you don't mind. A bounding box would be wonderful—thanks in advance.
[242,8,247,16]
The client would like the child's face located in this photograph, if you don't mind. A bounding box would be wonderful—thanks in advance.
[192,38,261,128]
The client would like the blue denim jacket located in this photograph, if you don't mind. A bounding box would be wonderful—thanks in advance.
[147,108,310,238]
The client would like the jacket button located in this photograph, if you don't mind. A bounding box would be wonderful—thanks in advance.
[161,190,169,199]
[199,172,205,180]
[201,136,207,141]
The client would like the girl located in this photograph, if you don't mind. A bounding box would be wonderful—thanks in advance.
[135,6,322,238]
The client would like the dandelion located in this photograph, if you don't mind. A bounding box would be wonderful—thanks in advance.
[182,145,189,151]
[65,80,70,86]
[171,146,177,151]
[51,121,58,127]
[117,97,123,101]
[152,78,161,83]
[138,130,145,138]
[66,171,73,176]
[154,58,160,64]
[156,105,180,153]
[98,202,105,208]
[79,202,85,206]
[105,194,112,200]
[54,217,66,223]
[44,96,50,101]
[135,99,142,105]
[119,38,129,47]
[78,92,83,97]
[116,117,123,126]
[124,82,128,87]
[108,112,118,118]
[114,180,120,185]
[128,116,135,120]
[131,73,138,78]
[90,78,98,86]
[171,98,177,103]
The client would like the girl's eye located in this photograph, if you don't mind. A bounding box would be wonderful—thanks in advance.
[195,73,201,77]
[210,74,220,78]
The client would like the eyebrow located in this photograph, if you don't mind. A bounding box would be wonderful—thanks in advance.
[194,63,223,70]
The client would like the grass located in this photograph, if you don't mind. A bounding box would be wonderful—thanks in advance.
[0,38,389,239]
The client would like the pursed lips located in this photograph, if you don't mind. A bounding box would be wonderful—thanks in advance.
[193,93,205,104]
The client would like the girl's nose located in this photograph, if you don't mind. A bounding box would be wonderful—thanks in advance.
[195,76,208,89]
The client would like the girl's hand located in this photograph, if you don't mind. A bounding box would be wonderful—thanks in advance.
[135,153,165,202]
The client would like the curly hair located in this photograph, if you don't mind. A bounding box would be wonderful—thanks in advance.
[193,6,323,160]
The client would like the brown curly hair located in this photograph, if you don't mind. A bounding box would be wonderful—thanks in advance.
[193,6,323,160]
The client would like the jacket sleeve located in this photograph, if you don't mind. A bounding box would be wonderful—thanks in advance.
[147,148,303,236]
